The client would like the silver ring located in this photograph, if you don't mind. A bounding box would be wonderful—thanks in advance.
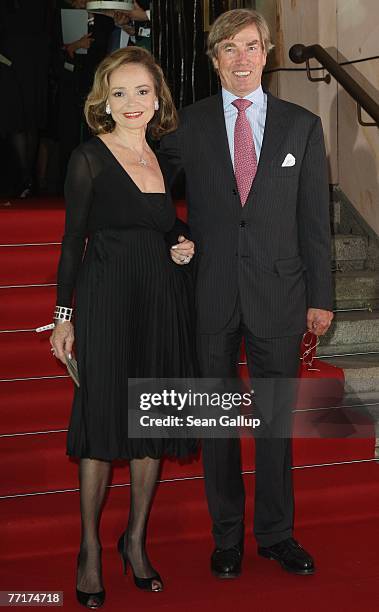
[183,255,191,264]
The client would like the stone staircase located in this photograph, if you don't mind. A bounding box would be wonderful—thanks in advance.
[318,188,379,457]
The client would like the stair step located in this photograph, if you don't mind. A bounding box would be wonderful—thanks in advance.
[322,354,379,394]
[0,244,60,286]
[0,201,64,244]
[2,374,371,447]
[332,234,368,271]
[319,311,379,355]
[0,431,208,497]
[0,331,65,379]
[0,285,56,331]
[0,478,212,559]
[1,463,378,560]
[0,199,187,245]
[0,378,72,435]
[0,425,372,497]
[333,271,379,310]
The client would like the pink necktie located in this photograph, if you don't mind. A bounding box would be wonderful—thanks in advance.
[232,99,257,206]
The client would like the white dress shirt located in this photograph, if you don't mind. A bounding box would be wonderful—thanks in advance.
[222,85,267,167]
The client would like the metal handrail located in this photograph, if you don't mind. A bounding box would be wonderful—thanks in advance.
[289,44,379,127]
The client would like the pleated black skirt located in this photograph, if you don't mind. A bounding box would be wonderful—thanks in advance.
[66,226,199,461]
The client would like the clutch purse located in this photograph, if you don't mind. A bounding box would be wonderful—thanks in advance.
[65,354,80,387]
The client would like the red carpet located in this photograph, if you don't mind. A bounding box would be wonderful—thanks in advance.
[1,467,379,611]
[1,521,379,612]
[1,198,379,611]
[0,286,56,330]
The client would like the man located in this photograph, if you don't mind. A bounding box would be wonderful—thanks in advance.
[161,9,334,579]
[112,1,151,51]
[125,0,151,22]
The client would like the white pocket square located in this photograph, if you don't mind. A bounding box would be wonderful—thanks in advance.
[281,153,296,167]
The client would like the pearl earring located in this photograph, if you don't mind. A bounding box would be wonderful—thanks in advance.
[154,100,159,111]
[105,103,111,115]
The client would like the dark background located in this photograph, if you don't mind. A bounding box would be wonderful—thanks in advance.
[0,0,256,196]
[152,0,256,107]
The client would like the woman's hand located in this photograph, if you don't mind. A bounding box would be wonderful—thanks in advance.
[50,321,75,365]
[170,235,195,265]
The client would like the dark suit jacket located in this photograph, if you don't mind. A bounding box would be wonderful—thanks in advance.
[160,91,333,337]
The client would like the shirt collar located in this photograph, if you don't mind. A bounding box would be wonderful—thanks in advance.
[222,85,265,110]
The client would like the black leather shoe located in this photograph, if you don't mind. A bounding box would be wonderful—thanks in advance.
[258,537,315,575]
[211,542,243,579]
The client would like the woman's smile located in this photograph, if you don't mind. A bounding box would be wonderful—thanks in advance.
[123,111,144,119]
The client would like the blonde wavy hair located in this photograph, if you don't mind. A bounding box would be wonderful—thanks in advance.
[207,9,274,60]
[84,46,178,139]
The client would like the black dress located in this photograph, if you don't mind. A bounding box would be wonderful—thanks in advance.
[57,137,198,461]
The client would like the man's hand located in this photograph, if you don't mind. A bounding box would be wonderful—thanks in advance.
[113,10,133,32]
[125,1,149,22]
[66,33,94,59]
[170,235,195,266]
[307,308,334,336]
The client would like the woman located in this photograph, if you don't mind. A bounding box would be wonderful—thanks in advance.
[50,46,197,609]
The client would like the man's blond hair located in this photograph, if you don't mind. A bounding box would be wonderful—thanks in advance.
[207,9,274,60]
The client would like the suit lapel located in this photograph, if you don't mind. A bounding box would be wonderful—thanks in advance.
[246,92,288,201]
[199,91,289,206]
[201,93,239,192]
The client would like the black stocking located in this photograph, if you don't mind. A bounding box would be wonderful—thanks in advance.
[123,457,161,582]
[77,458,111,601]
[9,128,39,189]
[26,127,39,175]
[10,132,29,184]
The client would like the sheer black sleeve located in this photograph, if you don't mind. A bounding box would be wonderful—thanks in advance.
[165,217,191,247]
[56,148,93,307]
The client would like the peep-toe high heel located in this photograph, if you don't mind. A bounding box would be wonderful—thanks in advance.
[117,532,163,592]
[76,553,105,608]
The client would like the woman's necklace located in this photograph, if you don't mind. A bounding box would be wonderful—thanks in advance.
[113,134,150,167]
[124,145,150,167]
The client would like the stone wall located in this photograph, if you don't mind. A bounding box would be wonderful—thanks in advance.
[258,0,379,235]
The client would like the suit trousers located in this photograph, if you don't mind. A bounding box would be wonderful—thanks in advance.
[197,297,302,548]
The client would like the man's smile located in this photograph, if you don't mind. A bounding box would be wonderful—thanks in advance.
[233,70,252,78]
